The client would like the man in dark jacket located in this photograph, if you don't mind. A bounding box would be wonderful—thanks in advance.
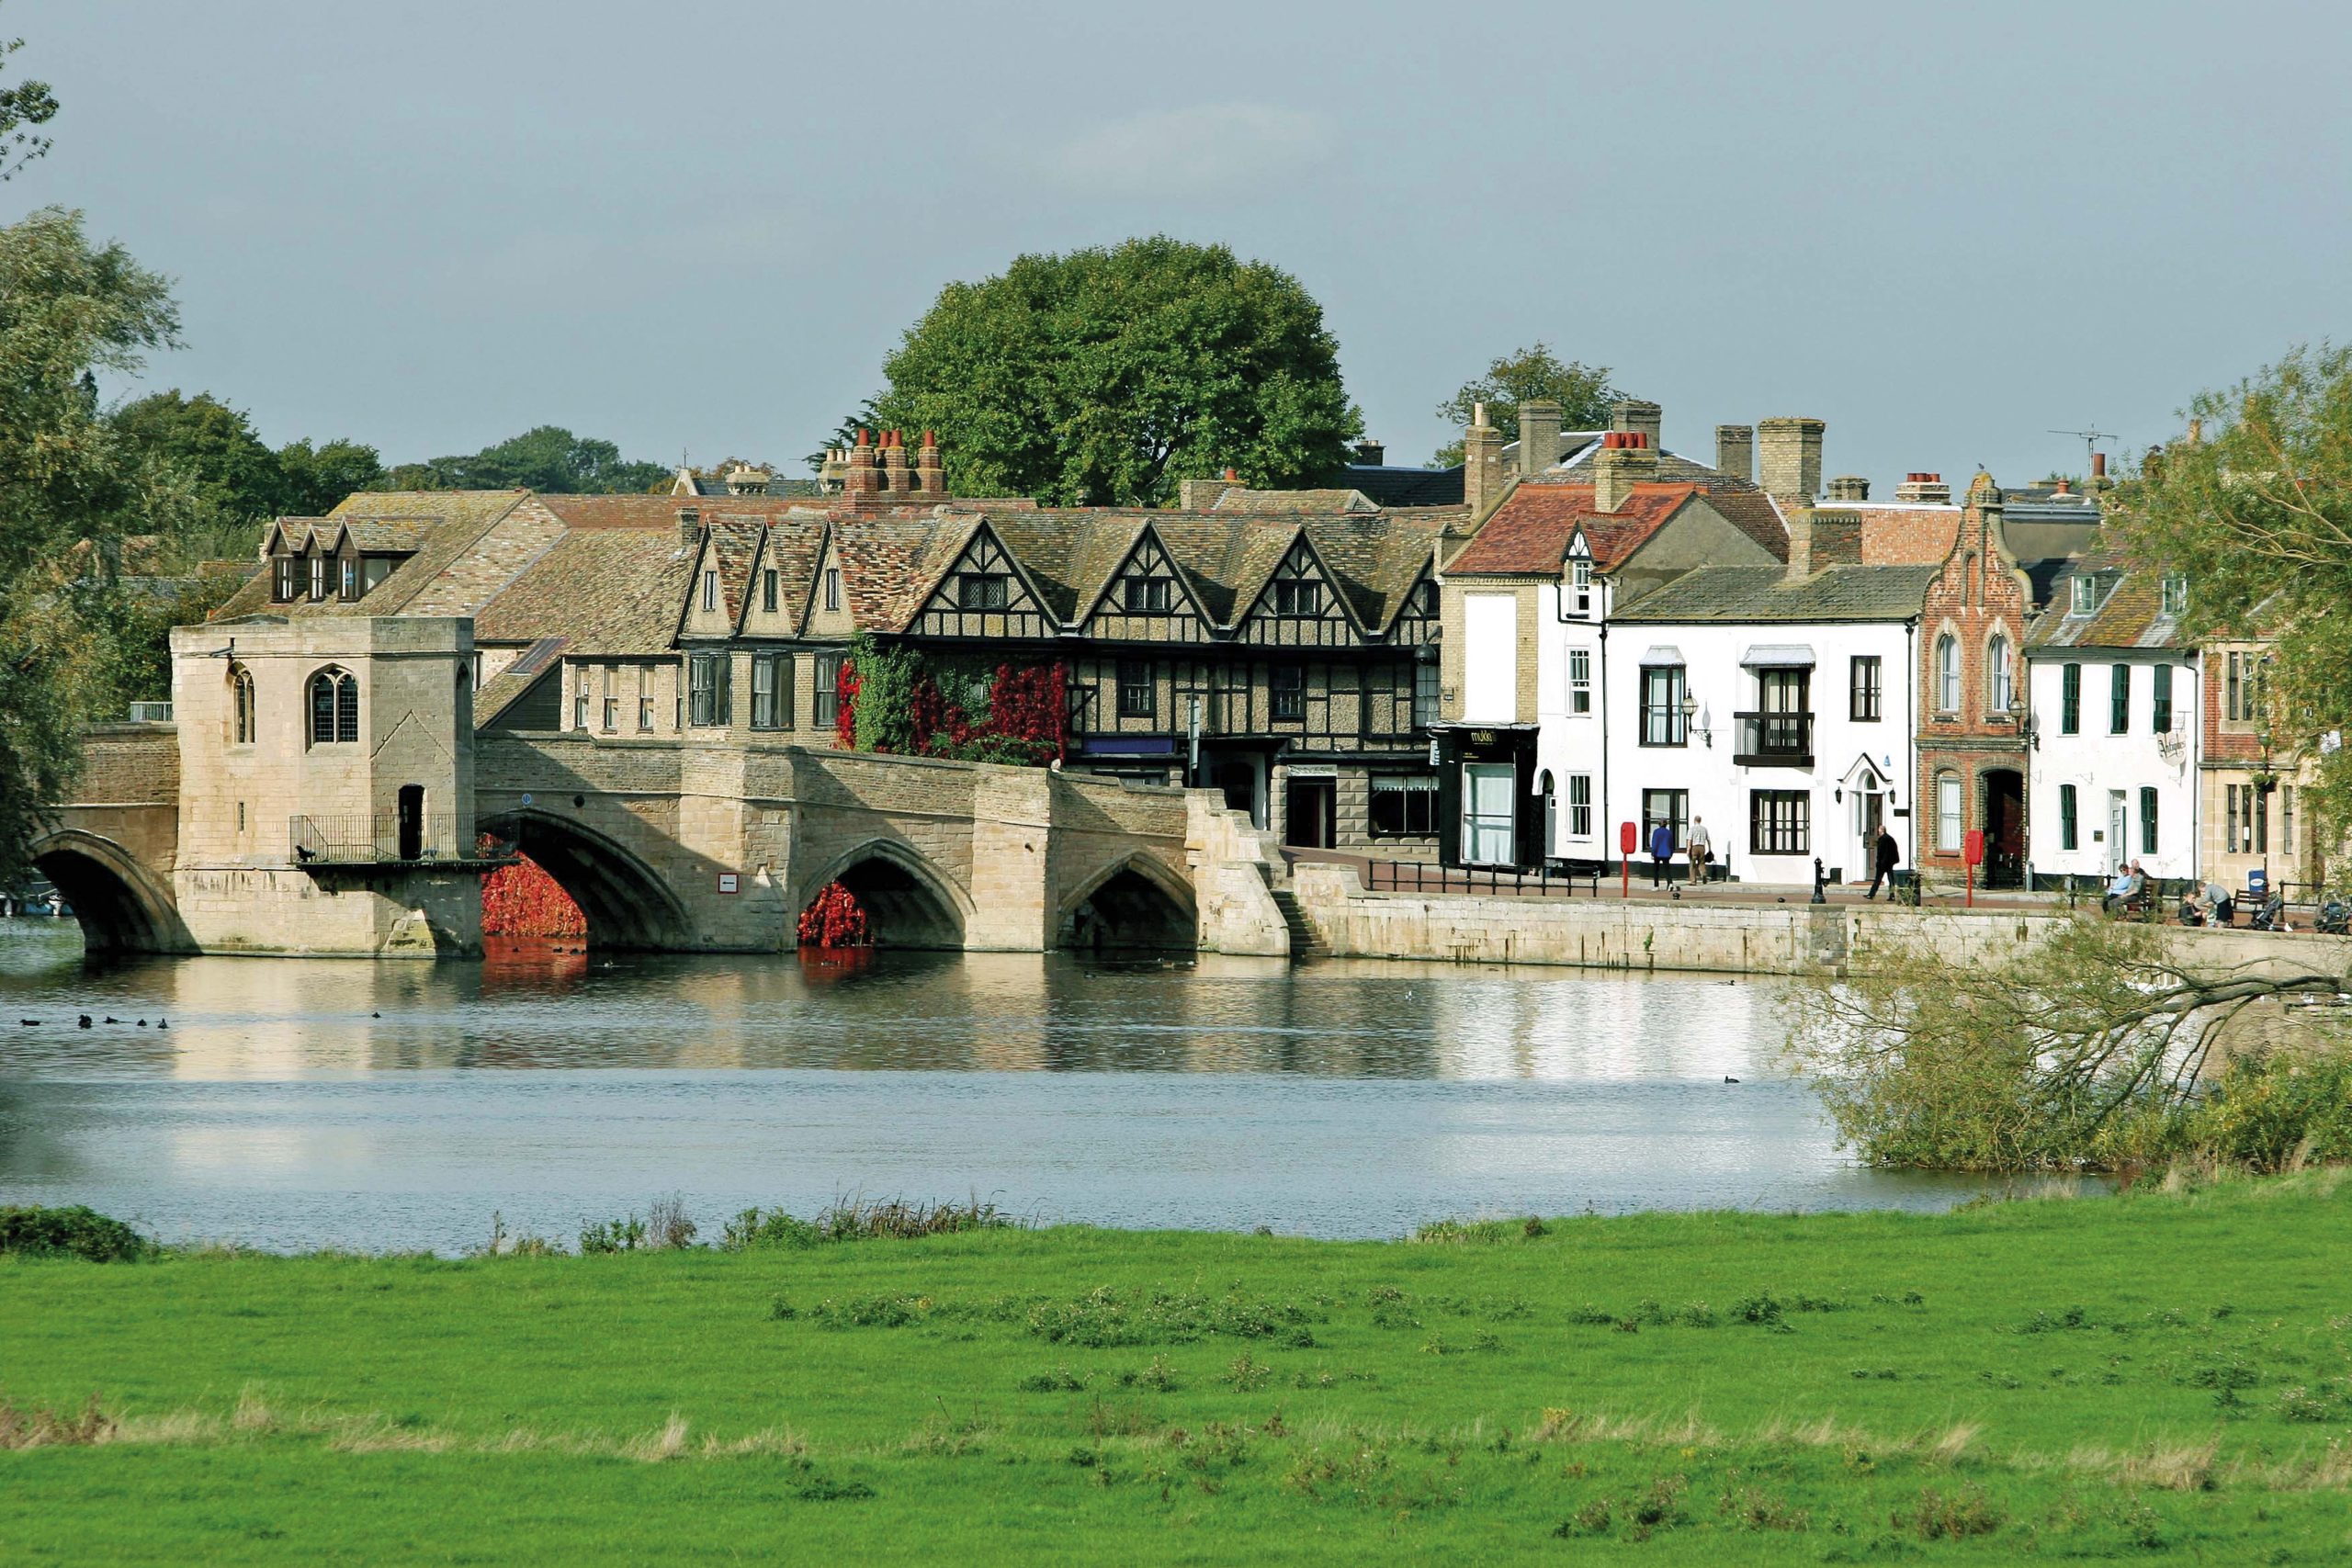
[1648,820,1675,887]
[1866,824,1900,900]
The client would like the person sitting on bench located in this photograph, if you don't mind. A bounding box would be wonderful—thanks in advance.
[2101,861,2145,916]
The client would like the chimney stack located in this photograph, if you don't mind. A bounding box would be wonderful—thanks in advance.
[1351,438,1385,467]
[914,430,943,494]
[1714,423,1754,482]
[1611,399,1663,453]
[675,505,702,552]
[1786,506,1861,580]
[1592,431,1657,514]
[1826,475,1871,502]
[844,428,879,501]
[880,428,909,491]
[1464,402,1506,516]
[1894,471,1950,503]
[1517,400,1563,478]
[1757,417,1826,506]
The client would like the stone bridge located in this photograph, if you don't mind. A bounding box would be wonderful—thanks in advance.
[29,726,1293,959]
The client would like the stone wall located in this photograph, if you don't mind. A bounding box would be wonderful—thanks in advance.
[1288,861,2352,979]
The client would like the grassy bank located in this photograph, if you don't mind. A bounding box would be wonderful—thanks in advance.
[6,1177,2352,1563]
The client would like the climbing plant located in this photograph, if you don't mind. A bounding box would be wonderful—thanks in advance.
[834,633,1068,766]
[479,840,586,938]
[797,880,870,948]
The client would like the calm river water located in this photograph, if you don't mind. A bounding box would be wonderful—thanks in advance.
[0,919,1985,1250]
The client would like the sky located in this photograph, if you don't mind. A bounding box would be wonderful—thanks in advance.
[20,0,2352,488]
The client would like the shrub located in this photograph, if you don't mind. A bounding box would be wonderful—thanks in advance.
[578,1215,648,1254]
[0,1205,149,1262]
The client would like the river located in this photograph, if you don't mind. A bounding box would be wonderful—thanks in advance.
[0,919,1986,1250]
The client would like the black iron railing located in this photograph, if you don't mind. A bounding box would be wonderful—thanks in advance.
[1363,860,1602,898]
[1734,711,1813,766]
[289,813,470,866]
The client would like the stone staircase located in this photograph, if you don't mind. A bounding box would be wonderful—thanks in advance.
[1267,887,1329,960]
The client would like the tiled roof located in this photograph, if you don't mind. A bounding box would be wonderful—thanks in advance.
[473,528,694,655]
[1208,486,1380,514]
[474,637,568,727]
[1547,445,1789,560]
[1444,484,1699,576]
[741,513,829,634]
[1345,464,1464,508]
[1612,563,1942,623]
[2027,547,2184,650]
[213,491,533,621]
[535,493,822,530]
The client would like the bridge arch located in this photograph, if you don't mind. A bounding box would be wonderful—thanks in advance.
[1057,852,1196,952]
[27,828,190,953]
[478,808,692,951]
[794,838,970,950]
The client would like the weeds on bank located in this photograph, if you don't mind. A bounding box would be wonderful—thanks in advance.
[723,1196,1015,1249]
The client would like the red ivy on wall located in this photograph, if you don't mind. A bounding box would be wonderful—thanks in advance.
[479,841,587,938]
[834,650,1069,767]
[834,658,860,750]
[796,880,871,948]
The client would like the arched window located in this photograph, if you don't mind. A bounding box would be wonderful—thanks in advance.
[229,663,255,745]
[1985,635,2013,714]
[308,667,358,745]
[1934,634,1959,713]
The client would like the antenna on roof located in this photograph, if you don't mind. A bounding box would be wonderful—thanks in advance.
[2048,427,2113,473]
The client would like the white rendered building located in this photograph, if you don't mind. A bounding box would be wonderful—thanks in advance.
[2025,555,2200,884]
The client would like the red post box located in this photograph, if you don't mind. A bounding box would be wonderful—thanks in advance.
[1619,821,1636,898]
[1963,828,1984,906]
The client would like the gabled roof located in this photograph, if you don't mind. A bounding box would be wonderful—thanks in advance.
[474,637,568,728]
[213,491,536,621]
[1344,464,1464,508]
[1444,484,1700,577]
[1611,563,1942,624]
[738,513,830,635]
[830,515,978,631]
[1547,445,1789,559]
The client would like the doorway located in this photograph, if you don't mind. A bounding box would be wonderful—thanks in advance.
[1463,764,1517,865]
[1983,768,2026,887]
[396,784,425,861]
[1284,776,1336,849]
[2106,791,2127,875]
[1209,757,1262,828]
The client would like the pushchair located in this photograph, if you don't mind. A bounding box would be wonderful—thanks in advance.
[2248,890,2287,931]
[2317,899,2348,936]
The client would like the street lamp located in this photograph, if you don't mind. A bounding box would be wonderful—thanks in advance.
[1679,689,1710,748]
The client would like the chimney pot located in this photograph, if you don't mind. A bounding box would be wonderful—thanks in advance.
[1610,399,1663,452]
[2091,451,2108,478]
[856,427,871,446]
[1592,434,1658,513]
[1223,467,1239,481]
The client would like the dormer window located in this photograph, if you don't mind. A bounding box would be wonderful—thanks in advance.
[823,568,842,612]
[2070,575,2097,615]
[274,555,298,603]
[1273,579,1322,617]
[1570,556,1594,616]
[340,558,358,600]
[958,573,1010,612]
[2160,573,2188,617]
[308,556,327,602]
[1125,577,1173,614]
[702,570,718,613]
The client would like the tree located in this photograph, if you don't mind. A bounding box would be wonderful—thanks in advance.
[275,436,384,516]
[0,209,189,886]
[109,390,281,525]
[385,425,670,494]
[0,14,56,183]
[2109,344,2352,853]
[1781,916,2352,1174]
[1429,343,1623,467]
[864,237,1362,506]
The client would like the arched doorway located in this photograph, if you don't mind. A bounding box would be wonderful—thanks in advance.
[1057,856,1196,953]
[476,809,691,950]
[27,830,190,954]
[796,841,968,950]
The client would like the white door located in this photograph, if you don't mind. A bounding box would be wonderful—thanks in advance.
[1464,764,1517,865]
[2107,791,2127,874]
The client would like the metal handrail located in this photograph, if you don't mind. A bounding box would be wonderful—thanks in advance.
[288,813,471,865]
[1363,860,1601,898]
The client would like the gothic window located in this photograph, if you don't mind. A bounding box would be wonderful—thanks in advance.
[1934,634,1960,713]
[229,664,255,744]
[307,667,357,745]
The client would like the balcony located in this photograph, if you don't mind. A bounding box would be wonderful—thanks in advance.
[1735,711,1814,768]
[288,813,500,868]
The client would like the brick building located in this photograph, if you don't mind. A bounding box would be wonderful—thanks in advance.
[1913,473,2032,886]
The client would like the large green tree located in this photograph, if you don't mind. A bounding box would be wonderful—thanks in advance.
[859,237,1362,506]
[274,435,385,516]
[1429,343,1623,467]
[0,209,192,886]
[2109,344,2352,850]
[384,425,670,494]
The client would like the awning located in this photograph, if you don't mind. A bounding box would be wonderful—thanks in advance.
[1640,645,1685,666]
[1740,643,1816,668]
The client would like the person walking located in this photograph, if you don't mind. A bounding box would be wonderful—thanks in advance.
[1647,820,1674,889]
[1687,816,1713,886]
[1866,823,1900,900]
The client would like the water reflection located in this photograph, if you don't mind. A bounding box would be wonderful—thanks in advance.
[0,919,1988,1249]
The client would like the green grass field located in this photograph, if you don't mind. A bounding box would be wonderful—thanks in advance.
[6,1176,2352,1564]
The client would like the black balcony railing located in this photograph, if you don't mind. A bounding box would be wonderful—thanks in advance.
[288,813,475,866]
[1734,711,1814,766]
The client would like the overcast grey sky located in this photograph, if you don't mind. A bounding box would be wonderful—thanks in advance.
[22,1,2352,487]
